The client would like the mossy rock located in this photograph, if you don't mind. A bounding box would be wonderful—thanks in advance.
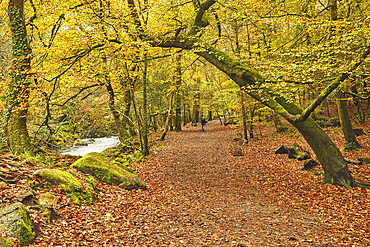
[25,157,47,168]
[71,152,146,190]
[33,169,98,204]
[0,237,16,247]
[112,158,134,173]
[51,162,69,168]
[0,202,35,246]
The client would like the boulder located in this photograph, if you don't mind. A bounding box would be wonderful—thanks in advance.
[33,169,98,205]
[0,202,35,246]
[0,181,8,188]
[71,152,146,190]
[38,192,58,206]
[38,206,61,222]
[13,191,35,206]
[275,143,311,160]
[25,157,46,168]
[0,237,16,247]
[34,169,83,193]
[302,159,320,170]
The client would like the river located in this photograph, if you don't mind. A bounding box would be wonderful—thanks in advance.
[59,136,120,156]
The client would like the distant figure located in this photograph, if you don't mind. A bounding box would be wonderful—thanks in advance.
[201,116,207,131]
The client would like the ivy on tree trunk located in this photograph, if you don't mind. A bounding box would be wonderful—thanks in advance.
[7,0,35,155]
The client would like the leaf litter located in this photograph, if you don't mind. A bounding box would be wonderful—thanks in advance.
[1,120,370,246]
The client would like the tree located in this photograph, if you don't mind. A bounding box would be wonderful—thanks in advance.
[6,0,36,154]
[174,54,182,132]
[128,0,370,188]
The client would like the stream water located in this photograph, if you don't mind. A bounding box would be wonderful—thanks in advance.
[59,136,120,156]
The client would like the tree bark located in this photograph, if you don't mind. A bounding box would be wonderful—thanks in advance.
[174,54,182,132]
[336,89,361,150]
[6,0,35,155]
[105,81,127,143]
[292,117,355,188]
[192,92,200,124]
[160,90,175,140]
[240,90,248,141]
[142,54,149,156]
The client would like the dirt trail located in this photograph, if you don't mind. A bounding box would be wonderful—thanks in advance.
[130,120,327,246]
[35,120,330,246]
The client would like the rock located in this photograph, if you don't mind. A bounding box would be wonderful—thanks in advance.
[0,181,8,188]
[358,158,370,164]
[354,128,367,136]
[0,237,16,247]
[38,192,58,206]
[73,140,88,146]
[71,152,146,190]
[25,157,46,168]
[275,145,289,154]
[52,162,68,168]
[0,202,35,246]
[302,159,319,170]
[13,191,35,206]
[104,213,115,221]
[275,143,311,160]
[34,169,83,193]
[34,169,98,205]
[38,206,61,222]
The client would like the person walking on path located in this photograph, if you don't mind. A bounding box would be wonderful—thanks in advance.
[201,116,207,131]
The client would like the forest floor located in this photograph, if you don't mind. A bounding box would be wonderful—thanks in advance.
[4,119,370,246]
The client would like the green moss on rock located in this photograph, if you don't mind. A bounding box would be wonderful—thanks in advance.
[33,169,98,204]
[0,237,16,247]
[34,169,83,193]
[71,152,146,190]
[0,202,35,246]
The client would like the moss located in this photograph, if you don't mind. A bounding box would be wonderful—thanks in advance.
[34,169,83,193]
[71,152,146,190]
[0,237,16,247]
[33,168,98,204]
[15,203,35,246]
[113,158,134,173]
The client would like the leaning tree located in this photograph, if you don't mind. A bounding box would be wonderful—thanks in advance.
[126,0,370,188]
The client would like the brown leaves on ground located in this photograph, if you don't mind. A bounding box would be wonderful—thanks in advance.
[2,120,370,246]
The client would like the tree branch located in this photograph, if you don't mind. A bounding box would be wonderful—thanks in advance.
[293,44,370,123]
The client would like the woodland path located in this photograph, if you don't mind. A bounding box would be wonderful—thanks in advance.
[35,120,334,246]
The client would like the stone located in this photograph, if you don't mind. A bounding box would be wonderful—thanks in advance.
[302,159,320,170]
[275,143,311,160]
[38,206,61,222]
[34,169,98,205]
[34,169,83,193]
[0,181,8,189]
[13,191,35,206]
[38,192,58,206]
[0,202,35,246]
[71,152,146,190]
[0,237,16,247]
[25,157,46,168]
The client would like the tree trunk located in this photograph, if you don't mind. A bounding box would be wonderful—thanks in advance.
[249,102,256,138]
[292,117,355,188]
[174,54,182,131]
[207,110,212,121]
[105,81,127,143]
[160,90,175,140]
[240,90,248,141]
[142,54,149,156]
[192,92,200,124]
[336,89,361,150]
[6,0,35,155]
[130,89,143,152]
